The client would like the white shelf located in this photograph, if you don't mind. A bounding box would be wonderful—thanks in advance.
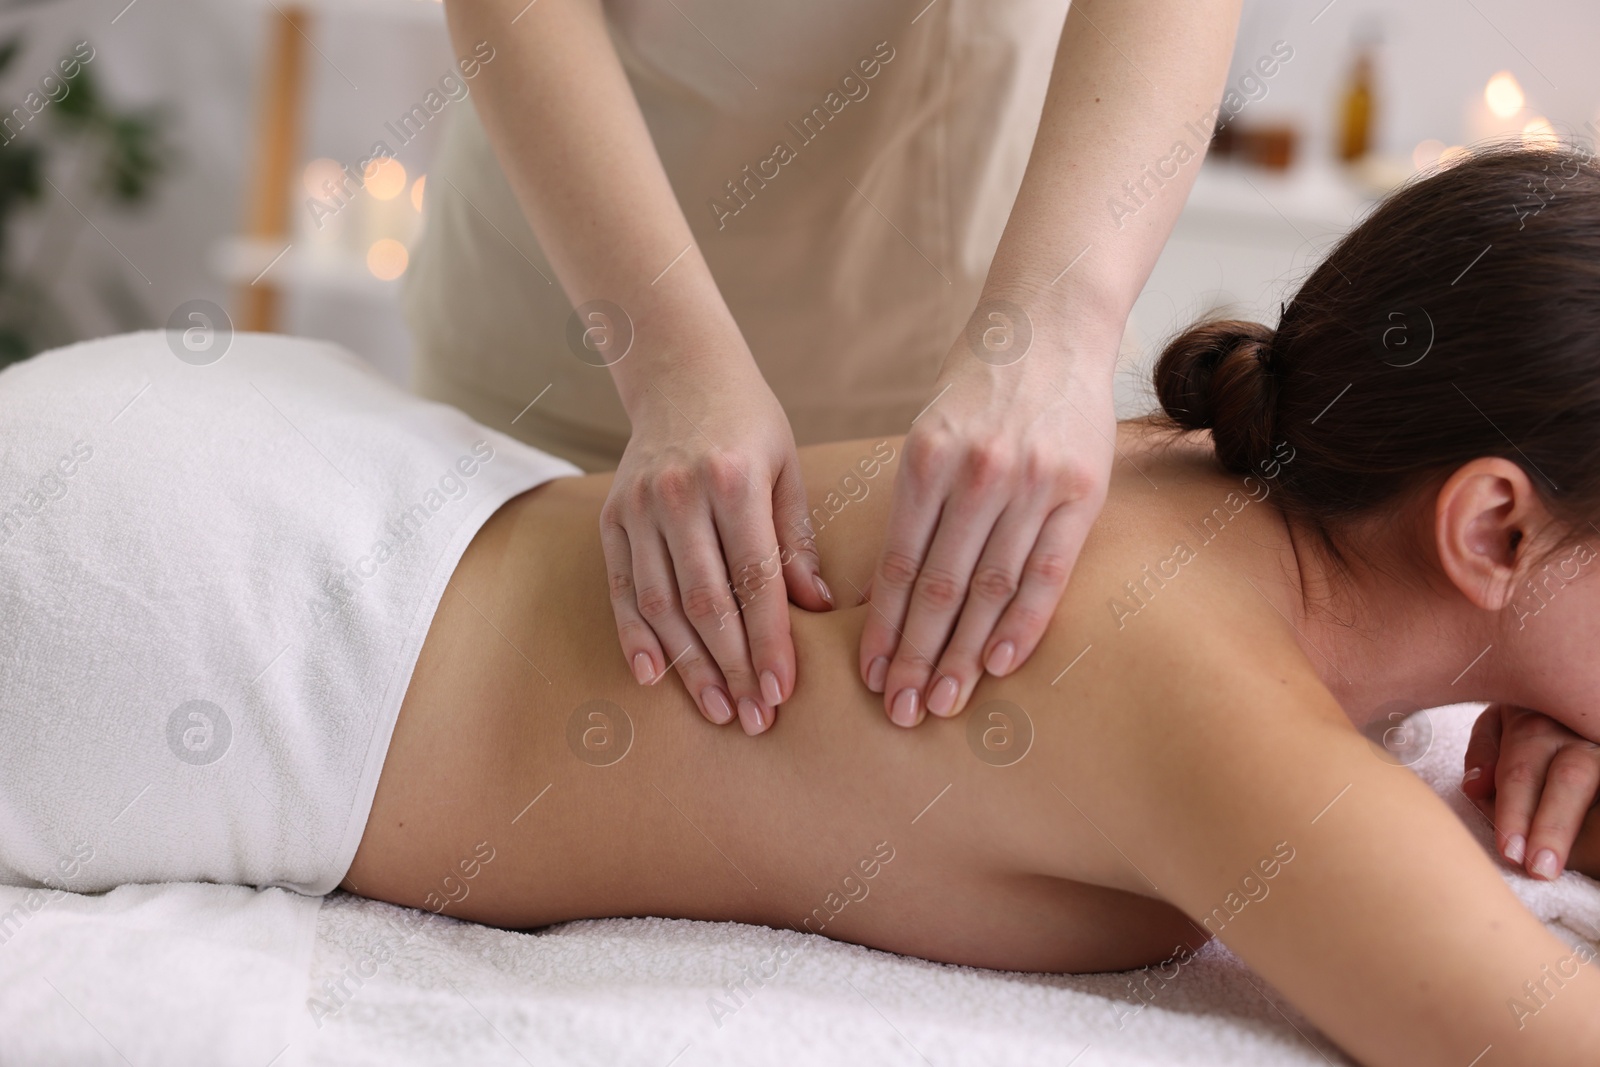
[1177,155,1411,241]
[210,236,401,299]
[239,0,445,23]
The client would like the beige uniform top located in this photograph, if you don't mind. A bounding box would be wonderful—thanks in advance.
[405,0,1070,472]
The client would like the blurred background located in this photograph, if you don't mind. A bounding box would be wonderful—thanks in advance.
[0,0,1594,412]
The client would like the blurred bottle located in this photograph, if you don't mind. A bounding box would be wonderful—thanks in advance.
[1337,22,1380,163]
[1210,117,1298,171]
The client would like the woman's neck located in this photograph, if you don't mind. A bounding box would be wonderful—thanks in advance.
[1277,514,1506,730]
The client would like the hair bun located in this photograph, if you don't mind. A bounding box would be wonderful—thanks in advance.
[1153,319,1278,475]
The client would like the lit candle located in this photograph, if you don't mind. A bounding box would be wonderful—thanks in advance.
[1467,71,1530,145]
[366,238,409,281]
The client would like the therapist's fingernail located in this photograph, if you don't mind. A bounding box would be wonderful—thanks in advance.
[1531,848,1561,880]
[813,574,834,605]
[867,657,888,693]
[632,652,654,685]
[890,688,920,728]
[1504,833,1526,865]
[1463,766,1482,783]
[985,641,1016,677]
[927,677,959,717]
[760,670,783,706]
[701,686,735,725]
[737,697,767,736]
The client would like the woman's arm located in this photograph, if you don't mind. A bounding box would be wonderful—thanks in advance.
[443,0,830,733]
[865,0,1245,724]
[1097,631,1600,1066]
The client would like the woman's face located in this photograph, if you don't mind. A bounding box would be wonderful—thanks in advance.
[1492,536,1600,741]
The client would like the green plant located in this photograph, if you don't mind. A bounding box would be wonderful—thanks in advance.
[0,35,173,366]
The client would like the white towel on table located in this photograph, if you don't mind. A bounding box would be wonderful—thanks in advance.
[0,330,580,897]
[0,882,319,1067]
[0,328,585,1067]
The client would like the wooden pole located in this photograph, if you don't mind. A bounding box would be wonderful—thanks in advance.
[236,4,310,333]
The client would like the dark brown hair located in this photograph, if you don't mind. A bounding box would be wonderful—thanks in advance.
[1155,142,1600,548]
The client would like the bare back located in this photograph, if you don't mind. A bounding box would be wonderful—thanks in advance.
[346,427,1318,967]
[345,426,1600,1066]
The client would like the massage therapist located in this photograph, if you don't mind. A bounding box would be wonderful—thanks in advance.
[404,0,1245,734]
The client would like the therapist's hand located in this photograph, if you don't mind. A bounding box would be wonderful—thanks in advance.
[601,365,832,736]
[860,321,1116,726]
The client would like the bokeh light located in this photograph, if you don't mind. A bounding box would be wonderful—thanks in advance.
[363,157,407,201]
[366,238,409,280]
[1484,71,1525,120]
[302,158,345,199]
[1411,139,1446,171]
[410,174,426,213]
[1522,116,1558,146]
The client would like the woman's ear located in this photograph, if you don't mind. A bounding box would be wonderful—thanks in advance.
[1434,457,1545,610]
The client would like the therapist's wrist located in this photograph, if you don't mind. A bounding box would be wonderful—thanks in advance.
[971,242,1129,356]
[612,337,761,420]
[978,241,1130,322]
[955,282,1123,390]
[602,290,761,418]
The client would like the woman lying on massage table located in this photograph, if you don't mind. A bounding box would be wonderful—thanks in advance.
[5,144,1600,1067]
[348,144,1600,1065]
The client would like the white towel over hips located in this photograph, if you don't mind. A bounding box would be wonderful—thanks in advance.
[0,331,581,896]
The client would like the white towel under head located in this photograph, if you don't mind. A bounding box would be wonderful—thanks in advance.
[0,331,581,896]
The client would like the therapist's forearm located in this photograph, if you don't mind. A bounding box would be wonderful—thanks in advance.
[443,0,751,413]
[983,0,1243,360]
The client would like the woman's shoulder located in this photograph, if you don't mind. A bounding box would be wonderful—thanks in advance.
[1063,426,1315,684]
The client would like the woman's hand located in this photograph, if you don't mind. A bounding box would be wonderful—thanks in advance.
[601,364,831,736]
[845,0,1241,731]
[859,320,1116,726]
[438,0,831,738]
[1462,703,1600,880]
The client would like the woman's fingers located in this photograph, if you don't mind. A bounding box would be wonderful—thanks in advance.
[771,459,832,613]
[909,497,1035,719]
[1491,708,1564,868]
[656,495,773,735]
[857,454,945,714]
[599,510,667,687]
[877,483,1005,725]
[1526,743,1600,880]
[982,503,1091,678]
[706,460,798,721]
[923,501,1084,720]
[875,473,1006,724]
[628,519,739,728]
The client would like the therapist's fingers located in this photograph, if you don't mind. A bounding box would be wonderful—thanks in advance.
[858,460,946,702]
[1526,743,1600,880]
[660,503,777,733]
[922,500,1050,719]
[708,478,794,719]
[771,459,832,613]
[879,488,1007,727]
[656,501,769,733]
[630,522,738,728]
[599,512,668,689]
[979,503,1091,679]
